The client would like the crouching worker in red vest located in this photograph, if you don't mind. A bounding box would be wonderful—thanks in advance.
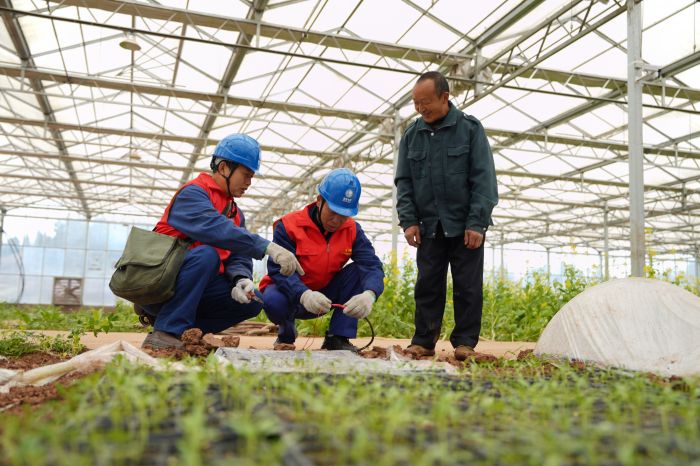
[139,134,304,350]
[259,168,385,352]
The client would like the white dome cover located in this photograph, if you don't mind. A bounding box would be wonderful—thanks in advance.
[534,278,700,377]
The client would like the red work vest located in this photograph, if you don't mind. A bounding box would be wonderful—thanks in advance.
[155,172,241,273]
[260,203,356,291]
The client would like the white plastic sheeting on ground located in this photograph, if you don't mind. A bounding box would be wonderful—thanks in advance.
[535,278,700,377]
[0,340,186,393]
[214,347,456,375]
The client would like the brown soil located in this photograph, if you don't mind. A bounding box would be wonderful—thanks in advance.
[0,352,68,370]
[181,328,203,345]
[0,369,96,414]
[144,328,240,360]
[360,344,501,367]
[358,346,388,359]
[142,347,190,359]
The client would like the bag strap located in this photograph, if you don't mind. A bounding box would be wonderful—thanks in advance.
[161,181,236,243]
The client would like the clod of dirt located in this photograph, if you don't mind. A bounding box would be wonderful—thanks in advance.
[202,333,225,349]
[181,328,203,344]
[359,346,388,359]
[517,349,535,360]
[184,344,209,357]
[467,353,498,362]
[570,359,587,372]
[221,336,240,347]
[146,328,232,359]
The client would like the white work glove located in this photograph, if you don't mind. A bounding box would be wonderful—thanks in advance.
[343,290,376,319]
[231,278,255,304]
[300,290,332,315]
[266,242,305,277]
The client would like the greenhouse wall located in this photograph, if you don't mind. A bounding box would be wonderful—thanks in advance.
[1,214,697,306]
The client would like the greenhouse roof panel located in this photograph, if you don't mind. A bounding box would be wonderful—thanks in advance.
[0,0,698,253]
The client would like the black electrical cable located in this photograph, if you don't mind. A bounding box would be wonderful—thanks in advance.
[357,316,375,352]
[329,303,374,352]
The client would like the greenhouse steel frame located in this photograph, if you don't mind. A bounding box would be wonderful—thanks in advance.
[0,0,698,272]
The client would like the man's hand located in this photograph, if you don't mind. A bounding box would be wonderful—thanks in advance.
[300,290,332,315]
[343,290,376,319]
[266,242,305,276]
[464,229,484,249]
[404,225,421,247]
[231,278,255,304]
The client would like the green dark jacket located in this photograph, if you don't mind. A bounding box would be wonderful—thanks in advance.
[395,102,498,238]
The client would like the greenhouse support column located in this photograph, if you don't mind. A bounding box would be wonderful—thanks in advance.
[546,248,551,279]
[391,112,401,265]
[627,0,645,277]
[0,207,5,267]
[491,243,496,280]
[500,234,505,280]
[604,203,610,280]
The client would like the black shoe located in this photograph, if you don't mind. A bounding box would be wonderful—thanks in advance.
[321,335,358,352]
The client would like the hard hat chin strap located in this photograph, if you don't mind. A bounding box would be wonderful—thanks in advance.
[316,198,326,224]
[215,159,234,199]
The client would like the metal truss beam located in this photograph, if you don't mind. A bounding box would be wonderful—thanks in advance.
[0,116,361,159]
[496,51,700,150]
[486,49,700,245]
[507,198,700,247]
[0,154,393,188]
[180,0,267,184]
[244,0,615,231]
[0,65,389,123]
[48,0,469,65]
[0,0,92,218]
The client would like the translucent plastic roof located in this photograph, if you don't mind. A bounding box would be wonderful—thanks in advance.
[0,0,698,254]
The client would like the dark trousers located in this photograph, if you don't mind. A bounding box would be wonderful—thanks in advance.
[143,246,263,337]
[262,262,363,343]
[412,225,484,349]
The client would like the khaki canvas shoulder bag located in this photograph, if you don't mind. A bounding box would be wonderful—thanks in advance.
[109,227,191,305]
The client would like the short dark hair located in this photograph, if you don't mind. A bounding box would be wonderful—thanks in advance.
[416,71,449,96]
[210,157,239,174]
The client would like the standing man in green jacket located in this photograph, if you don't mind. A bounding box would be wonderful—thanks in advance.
[395,71,498,361]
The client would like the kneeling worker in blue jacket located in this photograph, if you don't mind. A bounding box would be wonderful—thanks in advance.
[259,168,385,352]
[140,134,303,349]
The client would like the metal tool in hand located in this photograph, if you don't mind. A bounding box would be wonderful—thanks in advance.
[248,291,263,304]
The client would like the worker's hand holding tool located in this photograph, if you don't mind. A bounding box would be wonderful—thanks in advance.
[343,290,376,319]
[300,290,332,315]
[231,278,255,304]
[266,242,305,276]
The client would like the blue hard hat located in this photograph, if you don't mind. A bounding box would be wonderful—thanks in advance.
[318,168,361,217]
[213,134,261,173]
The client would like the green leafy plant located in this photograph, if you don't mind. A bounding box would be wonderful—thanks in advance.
[0,302,144,333]
[0,329,85,357]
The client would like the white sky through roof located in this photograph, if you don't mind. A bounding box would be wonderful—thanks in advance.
[0,0,697,257]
